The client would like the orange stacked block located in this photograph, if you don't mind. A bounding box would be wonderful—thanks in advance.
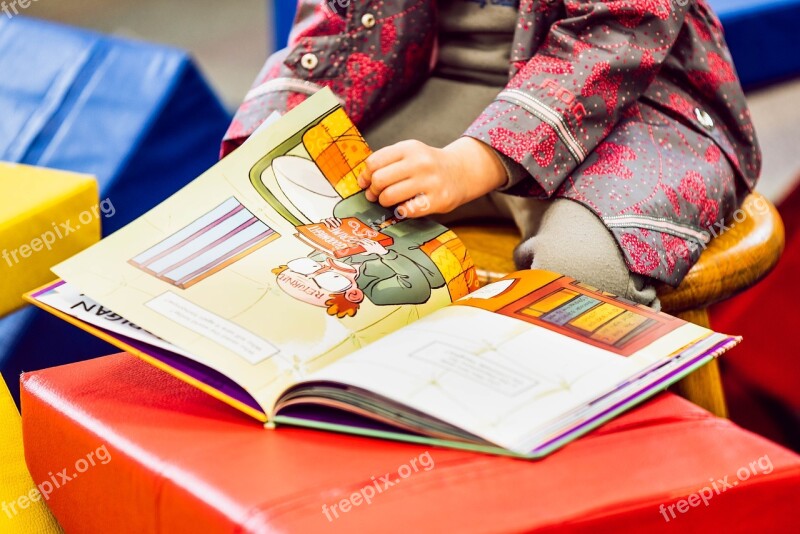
[303,108,370,199]
[421,230,480,300]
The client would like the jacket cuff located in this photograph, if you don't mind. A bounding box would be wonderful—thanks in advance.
[461,136,531,191]
[464,93,585,197]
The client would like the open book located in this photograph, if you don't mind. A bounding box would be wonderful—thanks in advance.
[25,89,740,458]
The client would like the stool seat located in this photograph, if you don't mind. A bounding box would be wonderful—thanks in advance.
[451,193,785,313]
[657,193,785,313]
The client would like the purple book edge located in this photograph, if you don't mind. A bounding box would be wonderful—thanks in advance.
[528,336,736,456]
[31,281,265,415]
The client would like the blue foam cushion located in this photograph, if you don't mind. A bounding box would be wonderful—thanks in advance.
[273,1,295,50]
[710,0,800,88]
[0,17,231,401]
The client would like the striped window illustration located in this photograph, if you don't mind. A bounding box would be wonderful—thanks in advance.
[130,197,279,289]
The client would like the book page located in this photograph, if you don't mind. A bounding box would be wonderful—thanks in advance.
[52,90,479,413]
[34,281,195,360]
[299,270,711,452]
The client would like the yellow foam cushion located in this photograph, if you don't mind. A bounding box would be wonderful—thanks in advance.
[0,162,100,317]
[0,377,60,532]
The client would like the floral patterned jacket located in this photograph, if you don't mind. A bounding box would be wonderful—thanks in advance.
[223,0,761,286]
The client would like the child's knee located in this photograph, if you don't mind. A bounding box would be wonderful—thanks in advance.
[513,199,622,276]
[515,233,624,285]
[515,234,657,307]
[511,199,658,307]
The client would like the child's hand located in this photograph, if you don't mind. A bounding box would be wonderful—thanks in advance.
[357,137,508,217]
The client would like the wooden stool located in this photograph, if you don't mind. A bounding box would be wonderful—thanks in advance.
[451,193,785,417]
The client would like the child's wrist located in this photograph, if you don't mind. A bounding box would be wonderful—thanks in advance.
[444,137,507,201]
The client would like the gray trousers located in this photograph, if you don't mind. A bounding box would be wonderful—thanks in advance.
[363,77,660,308]
[435,193,660,309]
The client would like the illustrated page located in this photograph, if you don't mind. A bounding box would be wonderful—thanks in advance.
[303,271,711,452]
[52,90,479,412]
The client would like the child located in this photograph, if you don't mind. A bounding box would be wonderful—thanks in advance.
[222,0,760,309]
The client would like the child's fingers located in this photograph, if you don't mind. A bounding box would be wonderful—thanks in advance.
[376,177,422,208]
[367,144,408,171]
[366,161,412,202]
[395,195,433,219]
[357,166,372,190]
[371,160,412,189]
[359,143,408,189]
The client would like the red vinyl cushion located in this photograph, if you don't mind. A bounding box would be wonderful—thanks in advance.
[710,183,800,449]
[21,353,800,533]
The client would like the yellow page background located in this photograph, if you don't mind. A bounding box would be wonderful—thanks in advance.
[52,90,455,413]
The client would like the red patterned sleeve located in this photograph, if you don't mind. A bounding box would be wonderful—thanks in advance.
[464,0,690,197]
[221,0,437,159]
